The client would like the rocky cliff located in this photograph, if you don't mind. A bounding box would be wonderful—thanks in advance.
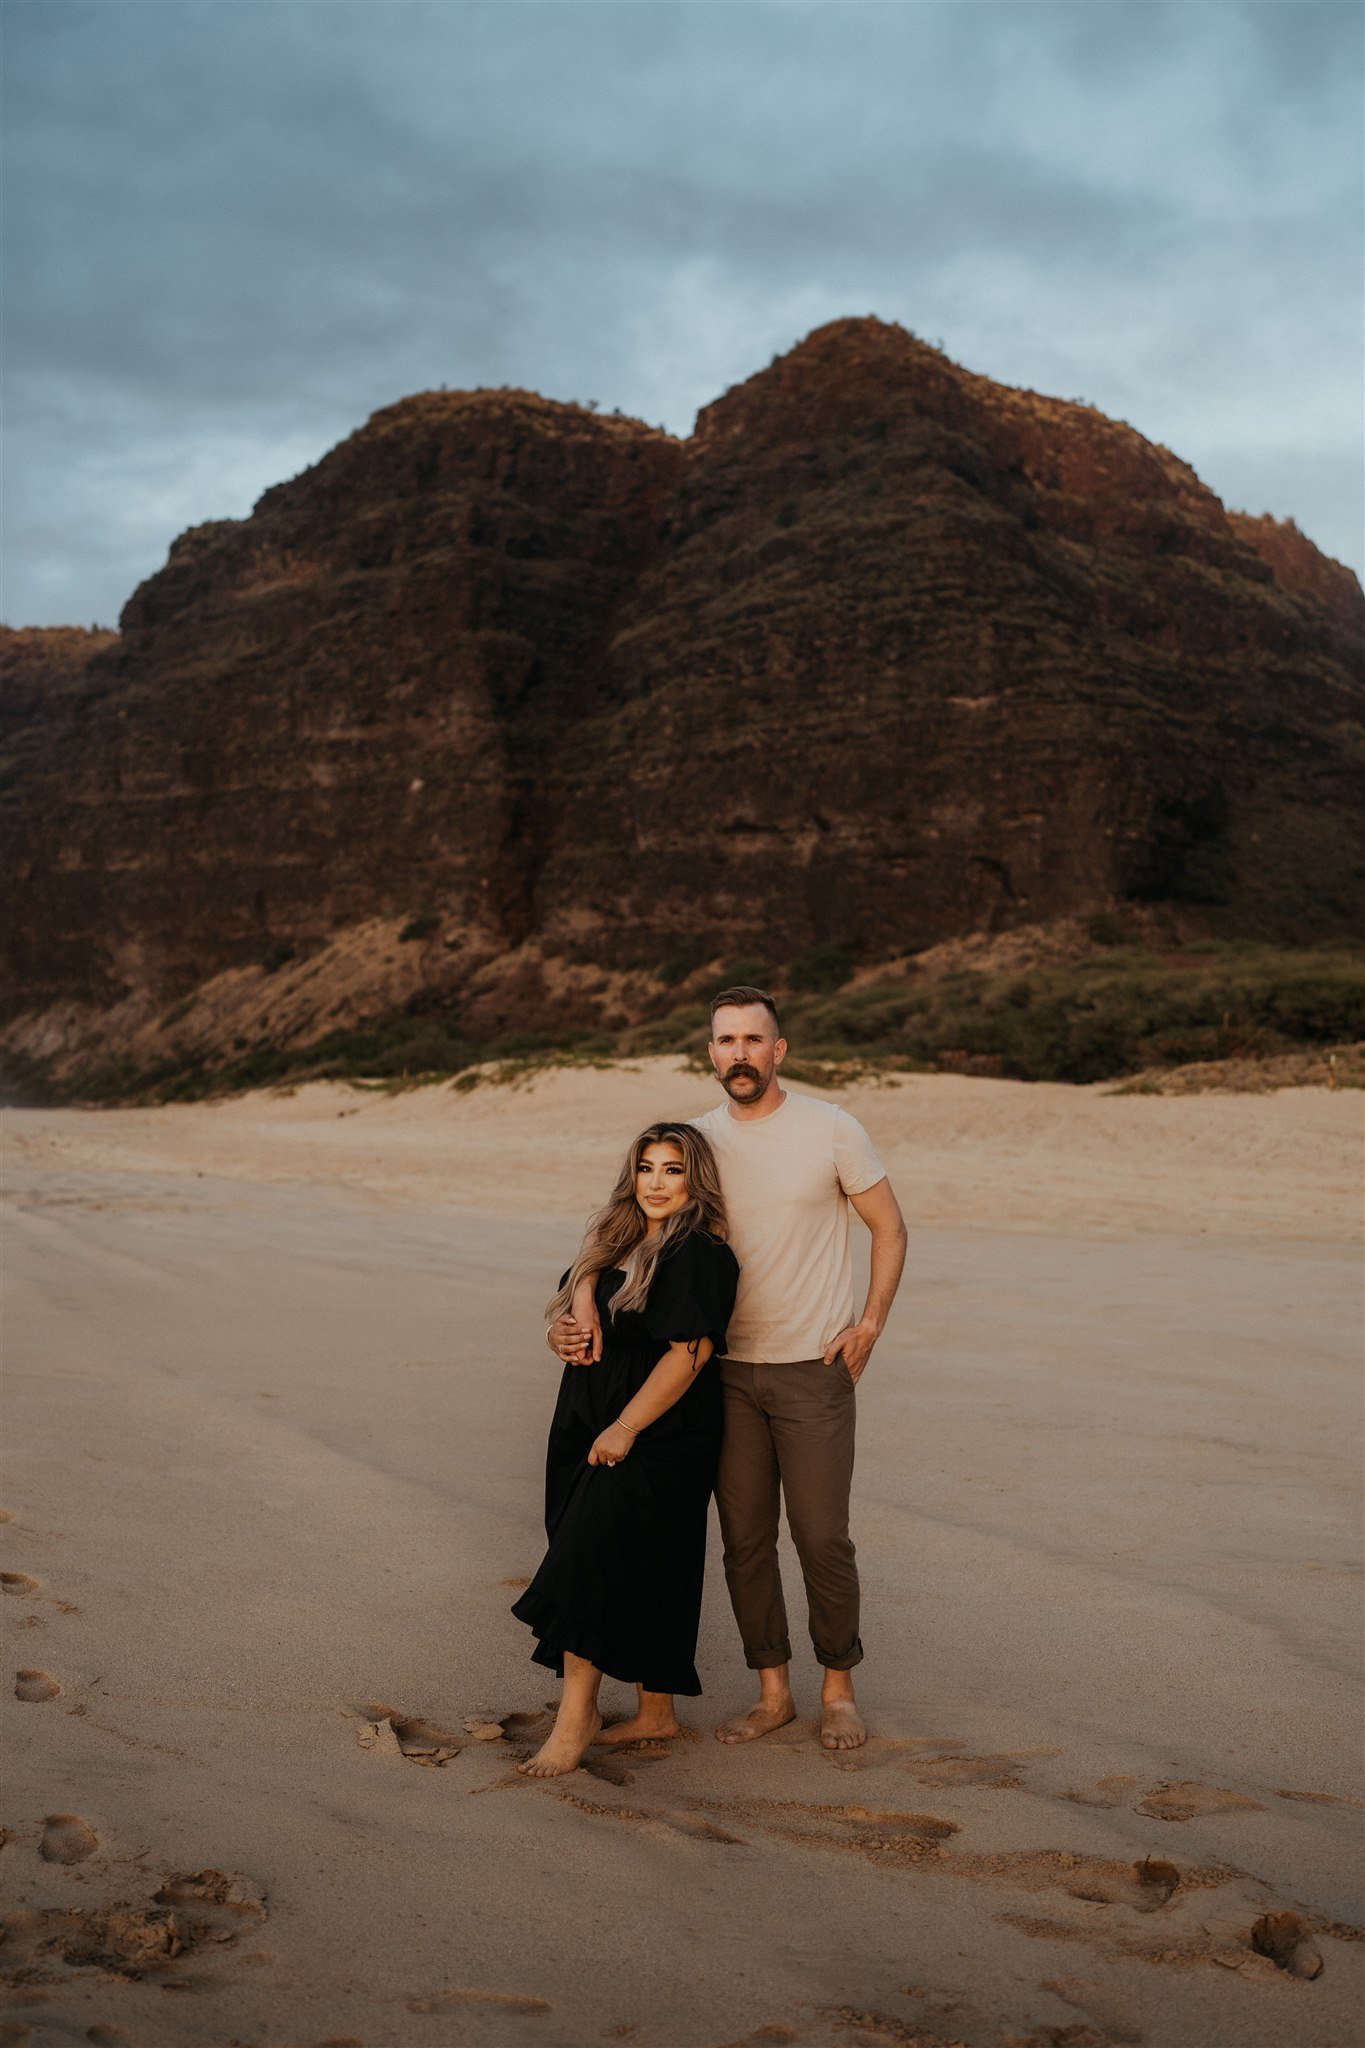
[4,317,1362,1082]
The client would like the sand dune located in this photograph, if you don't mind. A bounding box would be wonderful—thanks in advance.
[1,1066,1361,2046]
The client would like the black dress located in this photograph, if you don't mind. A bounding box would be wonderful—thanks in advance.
[511,1230,739,1696]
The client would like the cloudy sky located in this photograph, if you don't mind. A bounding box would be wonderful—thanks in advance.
[4,0,1361,626]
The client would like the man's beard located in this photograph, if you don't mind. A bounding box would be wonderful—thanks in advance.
[721,1061,767,1100]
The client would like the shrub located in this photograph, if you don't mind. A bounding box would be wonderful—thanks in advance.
[13,940,1363,1103]
[788,941,859,994]
[779,944,1365,1083]
[719,957,771,988]
[660,936,709,987]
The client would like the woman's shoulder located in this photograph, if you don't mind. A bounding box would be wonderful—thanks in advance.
[638,1226,739,1340]
[669,1228,738,1272]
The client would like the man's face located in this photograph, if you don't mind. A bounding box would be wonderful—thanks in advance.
[708,1004,786,1103]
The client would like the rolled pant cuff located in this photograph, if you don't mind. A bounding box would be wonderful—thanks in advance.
[815,1638,865,1672]
[744,1642,793,1671]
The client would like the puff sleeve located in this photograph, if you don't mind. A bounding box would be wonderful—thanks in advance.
[642,1233,740,1355]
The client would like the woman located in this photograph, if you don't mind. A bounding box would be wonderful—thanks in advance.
[512,1121,739,1777]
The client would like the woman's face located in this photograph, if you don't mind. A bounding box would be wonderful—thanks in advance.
[635,1140,690,1226]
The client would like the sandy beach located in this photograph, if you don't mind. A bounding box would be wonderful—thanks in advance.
[2,1060,1362,2048]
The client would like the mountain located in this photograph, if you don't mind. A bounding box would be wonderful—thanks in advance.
[3,316,1362,1087]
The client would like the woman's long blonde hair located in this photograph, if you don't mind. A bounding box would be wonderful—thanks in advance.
[547,1121,729,1323]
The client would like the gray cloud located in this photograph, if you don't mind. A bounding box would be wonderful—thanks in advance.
[3,0,1360,626]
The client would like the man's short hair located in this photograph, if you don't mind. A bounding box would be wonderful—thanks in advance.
[709,985,780,1032]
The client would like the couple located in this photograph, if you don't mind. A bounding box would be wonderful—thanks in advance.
[511,985,907,1777]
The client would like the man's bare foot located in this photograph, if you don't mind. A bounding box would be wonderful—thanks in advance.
[517,1708,602,1777]
[596,1708,682,1746]
[715,1694,796,1744]
[820,1698,866,1750]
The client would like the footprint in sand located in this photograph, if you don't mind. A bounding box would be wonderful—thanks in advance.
[0,1874,263,1984]
[1040,1976,1142,2043]
[990,1858,1343,1979]
[1063,1774,1138,1809]
[2,1902,177,1979]
[1251,1910,1324,1980]
[153,1868,268,1941]
[357,1705,464,1766]
[908,1749,1056,1790]
[405,1989,550,2015]
[40,1815,100,1865]
[385,1711,465,1763]
[555,1792,746,1844]
[14,1669,60,1702]
[1136,1781,1262,1821]
[0,1573,40,1598]
[717,1799,959,1866]
[959,1848,1181,1914]
[1066,1853,1177,1911]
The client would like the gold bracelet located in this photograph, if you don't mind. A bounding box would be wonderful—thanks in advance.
[615,1415,639,1434]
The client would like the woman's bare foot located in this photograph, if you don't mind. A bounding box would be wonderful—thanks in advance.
[597,1708,682,1746]
[820,1698,866,1750]
[517,1708,602,1777]
[714,1692,796,1744]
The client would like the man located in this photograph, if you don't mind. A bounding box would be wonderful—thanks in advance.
[549,985,907,1751]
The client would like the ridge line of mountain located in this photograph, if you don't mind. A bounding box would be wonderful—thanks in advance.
[4,314,1362,1094]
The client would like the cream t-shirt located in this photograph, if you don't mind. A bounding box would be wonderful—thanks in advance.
[690,1090,887,1364]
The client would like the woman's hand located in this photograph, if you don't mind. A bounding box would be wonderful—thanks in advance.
[588,1422,636,1468]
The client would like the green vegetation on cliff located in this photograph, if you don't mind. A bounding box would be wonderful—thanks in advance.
[4,941,1361,1105]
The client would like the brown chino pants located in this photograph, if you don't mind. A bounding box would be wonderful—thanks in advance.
[714,1355,863,1672]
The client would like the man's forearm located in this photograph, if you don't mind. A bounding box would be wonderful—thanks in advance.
[571,1272,602,1332]
[547,1266,603,1359]
[859,1219,907,1332]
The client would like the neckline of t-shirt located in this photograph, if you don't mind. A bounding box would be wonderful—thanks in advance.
[721,1088,796,1130]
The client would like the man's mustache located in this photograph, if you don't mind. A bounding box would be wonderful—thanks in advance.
[725,1063,761,1081]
